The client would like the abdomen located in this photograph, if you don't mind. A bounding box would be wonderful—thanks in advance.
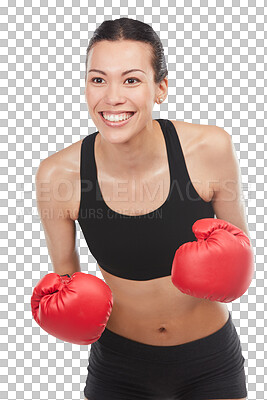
[100,268,229,346]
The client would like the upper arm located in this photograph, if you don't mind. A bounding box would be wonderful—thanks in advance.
[35,157,81,276]
[205,126,251,241]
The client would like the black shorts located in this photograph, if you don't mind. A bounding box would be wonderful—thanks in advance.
[84,311,247,400]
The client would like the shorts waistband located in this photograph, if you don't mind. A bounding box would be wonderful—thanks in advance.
[97,311,236,362]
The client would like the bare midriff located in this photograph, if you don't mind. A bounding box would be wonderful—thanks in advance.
[100,266,229,346]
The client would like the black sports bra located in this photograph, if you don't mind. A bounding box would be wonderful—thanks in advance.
[77,119,214,281]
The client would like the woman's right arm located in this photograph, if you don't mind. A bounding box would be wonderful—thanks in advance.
[32,155,113,345]
[35,157,81,277]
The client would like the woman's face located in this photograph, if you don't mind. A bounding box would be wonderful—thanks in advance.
[84,40,166,144]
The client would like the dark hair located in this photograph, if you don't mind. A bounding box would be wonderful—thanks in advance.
[85,17,168,85]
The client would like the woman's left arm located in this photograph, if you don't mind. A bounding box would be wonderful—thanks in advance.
[206,126,251,242]
[171,126,254,301]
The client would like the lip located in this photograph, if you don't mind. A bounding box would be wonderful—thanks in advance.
[100,111,136,114]
[99,111,136,127]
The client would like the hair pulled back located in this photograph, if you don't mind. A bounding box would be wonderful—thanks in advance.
[85,17,168,85]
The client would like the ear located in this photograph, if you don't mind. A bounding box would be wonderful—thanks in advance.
[156,77,168,102]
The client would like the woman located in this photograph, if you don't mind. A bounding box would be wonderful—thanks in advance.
[36,18,250,400]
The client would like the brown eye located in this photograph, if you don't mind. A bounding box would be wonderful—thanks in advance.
[92,77,104,83]
[125,78,140,84]
[91,77,140,84]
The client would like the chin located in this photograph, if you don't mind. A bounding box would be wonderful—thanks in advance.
[97,124,137,145]
[101,132,134,145]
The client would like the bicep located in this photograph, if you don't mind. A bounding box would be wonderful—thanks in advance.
[208,127,251,240]
[35,159,80,275]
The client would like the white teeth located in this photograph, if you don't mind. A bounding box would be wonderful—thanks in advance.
[102,112,134,122]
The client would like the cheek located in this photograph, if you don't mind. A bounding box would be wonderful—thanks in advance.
[133,87,153,103]
[85,86,101,105]
[85,85,93,98]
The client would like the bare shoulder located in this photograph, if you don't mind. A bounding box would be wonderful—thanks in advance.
[200,123,231,146]
[170,119,231,154]
[35,139,83,220]
[197,123,233,165]
[170,119,208,149]
[169,120,232,202]
[38,138,83,173]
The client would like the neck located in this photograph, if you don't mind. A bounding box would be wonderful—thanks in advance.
[96,119,160,178]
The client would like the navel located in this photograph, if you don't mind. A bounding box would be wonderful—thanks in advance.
[158,326,167,333]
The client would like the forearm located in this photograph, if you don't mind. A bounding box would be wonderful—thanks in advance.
[52,250,81,277]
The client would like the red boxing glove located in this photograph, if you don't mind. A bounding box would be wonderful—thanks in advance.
[171,218,254,303]
[31,272,113,345]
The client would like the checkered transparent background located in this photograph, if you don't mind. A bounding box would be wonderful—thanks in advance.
[1,1,266,399]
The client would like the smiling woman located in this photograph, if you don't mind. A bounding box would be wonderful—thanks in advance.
[79,17,249,400]
[33,16,249,400]
[84,38,168,147]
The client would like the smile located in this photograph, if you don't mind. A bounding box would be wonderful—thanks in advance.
[99,111,136,127]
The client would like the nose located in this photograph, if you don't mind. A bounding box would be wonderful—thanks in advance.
[104,83,126,104]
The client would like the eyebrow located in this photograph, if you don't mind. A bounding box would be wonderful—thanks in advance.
[88,68,146,76]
